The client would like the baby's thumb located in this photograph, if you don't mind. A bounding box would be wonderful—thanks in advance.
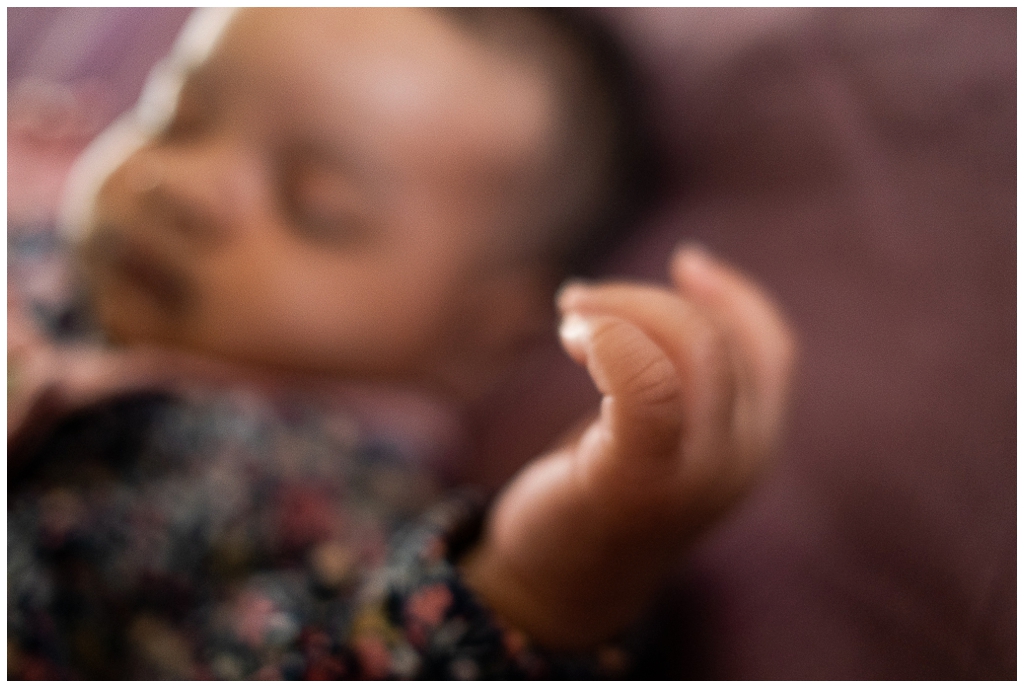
[559,312,683,469]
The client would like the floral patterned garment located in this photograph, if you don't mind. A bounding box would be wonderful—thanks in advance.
[7,226,638,680]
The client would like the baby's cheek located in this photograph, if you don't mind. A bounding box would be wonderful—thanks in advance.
[181,242,460,377]
[181,287,389,375]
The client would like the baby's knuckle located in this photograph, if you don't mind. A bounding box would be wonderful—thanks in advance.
[622,353,680,408]
[589,318,650,368]
[587,316,628,349]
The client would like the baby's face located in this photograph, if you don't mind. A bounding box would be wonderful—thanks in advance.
[78,8,556,386]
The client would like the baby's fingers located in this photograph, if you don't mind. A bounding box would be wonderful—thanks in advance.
[559,313,683,471]
[558,281,737,465]
[671,246,796,457]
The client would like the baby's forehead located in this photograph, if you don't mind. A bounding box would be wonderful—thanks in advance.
[137,9,570,265]
[182,10,557,186]
[207,12,551,116]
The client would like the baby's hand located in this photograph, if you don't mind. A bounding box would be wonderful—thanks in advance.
[462,246,796,649]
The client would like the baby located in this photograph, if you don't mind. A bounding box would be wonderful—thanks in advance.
[9,8,794,679]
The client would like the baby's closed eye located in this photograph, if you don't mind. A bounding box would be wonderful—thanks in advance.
[280,152,376,247]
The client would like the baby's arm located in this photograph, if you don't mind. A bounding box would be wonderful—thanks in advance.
[461,245,796,649]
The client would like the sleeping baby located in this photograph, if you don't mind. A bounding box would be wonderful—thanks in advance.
[8,8,795,679]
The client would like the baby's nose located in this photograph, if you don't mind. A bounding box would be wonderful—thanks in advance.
[128,142,264,246]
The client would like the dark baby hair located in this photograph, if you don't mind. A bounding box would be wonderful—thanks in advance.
[443,8,666,278]
[535,8,665,277]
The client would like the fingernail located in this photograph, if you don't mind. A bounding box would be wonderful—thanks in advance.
[555,278,592,310]
[673,243,721,290]
[558,311,593,354]
[674,242,713,274]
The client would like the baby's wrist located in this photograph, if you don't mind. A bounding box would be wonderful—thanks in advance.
[458,535,651,652]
